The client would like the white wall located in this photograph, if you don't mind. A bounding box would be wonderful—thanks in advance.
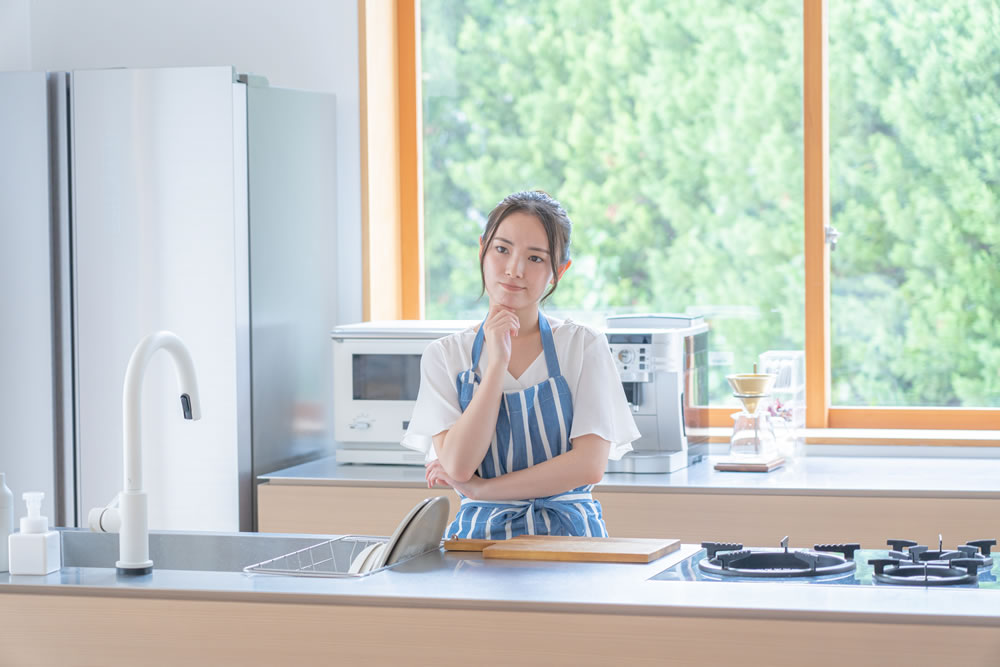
[0,0,31,70]
[0,0,362,325]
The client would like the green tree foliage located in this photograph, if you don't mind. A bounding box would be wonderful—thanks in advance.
[421,0,999,407]
[829,1,1000,406]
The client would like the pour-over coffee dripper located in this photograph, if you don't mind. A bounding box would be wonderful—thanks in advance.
[726,372,776,412]
[726,371,778,459]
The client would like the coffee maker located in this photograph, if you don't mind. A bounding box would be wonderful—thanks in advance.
[604,314,710,473]
[713,369,784,472]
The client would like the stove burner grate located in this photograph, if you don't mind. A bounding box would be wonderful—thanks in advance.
[889,538,995,563]
[868,558,981,586]
[877,537,996,584]
[691,536,996,586]
[699,539,860,579]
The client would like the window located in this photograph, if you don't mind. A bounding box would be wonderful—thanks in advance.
[421,0,804,406]
[829,1,1000,408]
[370,0,1000,430]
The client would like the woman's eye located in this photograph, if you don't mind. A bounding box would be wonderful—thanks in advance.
[494,245,508,254]
[529,256,543,263]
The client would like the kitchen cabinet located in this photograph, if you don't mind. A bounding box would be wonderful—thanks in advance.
[257,481,998,547]
[257,483,461,536]
[596,491,999,546]
[257,456,1000,546]
[7,592,1000,666]
[6,531,1000,667]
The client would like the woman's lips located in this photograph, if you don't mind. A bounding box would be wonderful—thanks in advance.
[499,282,525,292]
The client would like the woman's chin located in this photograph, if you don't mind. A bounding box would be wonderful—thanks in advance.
[490,298,512,310]
[490,293,524,309]
[488,285,541,310]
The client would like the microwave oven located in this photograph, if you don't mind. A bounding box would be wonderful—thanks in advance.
[331,321,473,465]
[331,315,709,471]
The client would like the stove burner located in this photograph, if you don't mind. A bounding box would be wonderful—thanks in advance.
[699,539,860,578]
[886,538,995,570]
[957,545,994,569]
[682,536,998,587]
[870,537,996,586]
[868,558,981,586]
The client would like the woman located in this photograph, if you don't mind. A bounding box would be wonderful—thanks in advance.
[401,190,639,539]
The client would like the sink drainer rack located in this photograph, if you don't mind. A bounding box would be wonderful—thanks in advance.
[243,535,390,578]
[243,534,440,578]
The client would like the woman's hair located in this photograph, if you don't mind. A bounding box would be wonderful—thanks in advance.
[479,190,572,302]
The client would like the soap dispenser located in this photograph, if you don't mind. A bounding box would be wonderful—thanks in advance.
[8,492,61,575]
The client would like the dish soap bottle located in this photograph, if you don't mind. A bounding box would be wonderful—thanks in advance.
[8,491,61,575]
[0,474,12,573]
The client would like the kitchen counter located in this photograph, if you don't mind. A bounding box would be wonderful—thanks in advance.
[256,454,1000,546]
[5,536,1000,665]
[2,540,999,623]
[261,454,1000,498]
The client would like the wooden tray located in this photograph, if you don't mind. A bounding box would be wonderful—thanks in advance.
[714,457,785,472]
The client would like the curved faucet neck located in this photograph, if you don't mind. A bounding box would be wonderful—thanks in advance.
[123,331,201,492]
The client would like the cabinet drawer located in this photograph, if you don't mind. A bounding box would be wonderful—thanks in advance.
[258,484,998,548]
[257,483,460,535]
[596,490,999,547]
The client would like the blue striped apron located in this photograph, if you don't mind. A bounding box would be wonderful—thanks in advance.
[446,313,608,539]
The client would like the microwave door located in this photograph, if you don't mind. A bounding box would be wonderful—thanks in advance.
[333,338,433,446]
[352,353,421,402]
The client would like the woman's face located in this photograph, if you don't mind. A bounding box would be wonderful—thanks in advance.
[482,211,556,310]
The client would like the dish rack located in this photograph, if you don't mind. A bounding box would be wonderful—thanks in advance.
[244,535,390,578]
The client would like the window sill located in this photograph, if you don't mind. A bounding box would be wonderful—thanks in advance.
[700,427,1000,448]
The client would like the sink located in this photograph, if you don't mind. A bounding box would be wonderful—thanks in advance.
[60,529,339,573]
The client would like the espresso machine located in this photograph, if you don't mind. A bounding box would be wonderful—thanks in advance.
[604,314,710,473]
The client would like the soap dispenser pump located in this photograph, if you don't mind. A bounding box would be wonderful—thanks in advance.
[8,492,61,575]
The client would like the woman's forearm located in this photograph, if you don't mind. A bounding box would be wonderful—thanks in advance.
[435,367,505,481]
[472,436,610,501]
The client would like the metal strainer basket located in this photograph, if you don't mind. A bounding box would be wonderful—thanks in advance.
[243,535,391,578]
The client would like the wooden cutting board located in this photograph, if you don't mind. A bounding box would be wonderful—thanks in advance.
[443,538,499,552]
[444,535,680,563]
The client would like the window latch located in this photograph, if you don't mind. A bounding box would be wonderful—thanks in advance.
[824,225,840,252]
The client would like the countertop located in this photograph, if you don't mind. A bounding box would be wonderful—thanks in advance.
[259,454,1000,498]
[12,454,987,622]
[3,540,1000,624]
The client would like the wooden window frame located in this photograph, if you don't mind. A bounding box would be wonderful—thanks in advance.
[358,0,423,320]
[361,0,999,433]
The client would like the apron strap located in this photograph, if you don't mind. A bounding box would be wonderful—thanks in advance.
[459,491,594,507]
[458,490,598,537]
[538,312,561,378]
[470,316,487,372]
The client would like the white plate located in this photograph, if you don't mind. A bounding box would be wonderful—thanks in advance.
[348,542,382,575]
[383,496,450,567]
[361,543,386,573]
[370,497,433,570]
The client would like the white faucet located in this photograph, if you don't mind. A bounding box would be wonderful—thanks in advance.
[88,331,201,574]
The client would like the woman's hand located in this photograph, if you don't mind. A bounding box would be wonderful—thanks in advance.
[425,460,452,488]
[425,460,485,500]
[481,304,519,373]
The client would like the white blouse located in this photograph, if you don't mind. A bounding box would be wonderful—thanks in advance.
[401,315,640,463]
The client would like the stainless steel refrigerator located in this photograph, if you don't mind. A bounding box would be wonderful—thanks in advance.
[0,66,338,531]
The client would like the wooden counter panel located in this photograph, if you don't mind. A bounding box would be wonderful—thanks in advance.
[257,483,460,535]
[258,483,998,547]
[596,491,1000,547]
[3,593,999,666]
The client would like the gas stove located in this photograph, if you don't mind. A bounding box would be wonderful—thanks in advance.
[652,536,999,588]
